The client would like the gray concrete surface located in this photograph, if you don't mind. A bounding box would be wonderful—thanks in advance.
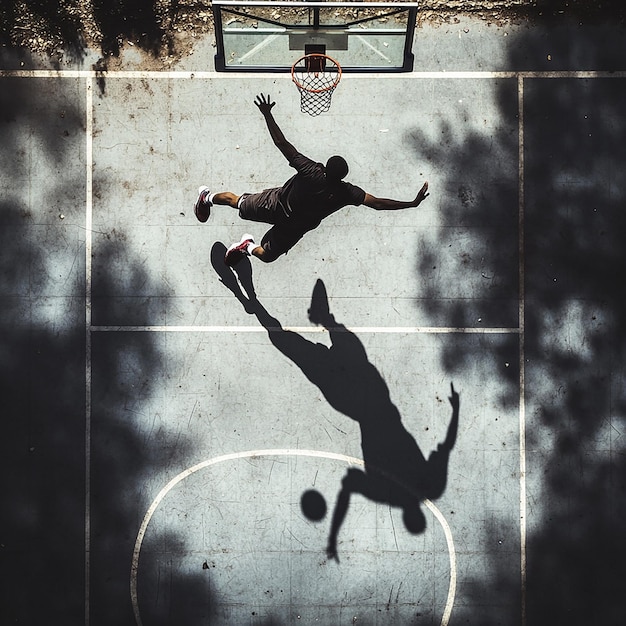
[2,14,626,626]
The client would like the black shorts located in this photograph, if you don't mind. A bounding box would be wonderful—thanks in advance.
[258,224,308,259]
[239,189,312,259]
[238,188,284,224]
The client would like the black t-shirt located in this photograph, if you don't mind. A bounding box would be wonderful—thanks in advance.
[278,152,365,227]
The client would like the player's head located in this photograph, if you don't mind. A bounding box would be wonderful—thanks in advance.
[402,504,426,534]
[325,155,349,182]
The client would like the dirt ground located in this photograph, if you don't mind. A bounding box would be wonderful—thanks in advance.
[2,0,625,68]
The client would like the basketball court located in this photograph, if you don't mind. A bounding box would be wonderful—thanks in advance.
[1,2,626,624]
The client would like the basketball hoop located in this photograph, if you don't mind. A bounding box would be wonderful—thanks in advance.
[291,53,342,116]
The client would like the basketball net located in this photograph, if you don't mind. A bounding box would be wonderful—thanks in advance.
[292,54,342,117]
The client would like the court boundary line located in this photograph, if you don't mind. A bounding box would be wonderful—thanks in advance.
[16,66,617,623]
[89,325,521,333]
[84,76,94,626]
[2,69,626,79]
[517,74,527,626]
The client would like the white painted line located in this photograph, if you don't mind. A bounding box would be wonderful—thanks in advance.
[234,32,282,64]
[2,69,626,80]
[517,74,527,626]
[84,76,94,626]
[519,70,626,79]
[355,35,393,63]
[130,449,457,626]
[91,324,520,334]
[426,498,457,626]
[0,70,92,78]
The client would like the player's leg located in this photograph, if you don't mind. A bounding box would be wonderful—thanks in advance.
[211,192,240,207]
[253,224,305,263]
[194,187,242,223]
[225,224,304,266]
[225,190,293,265]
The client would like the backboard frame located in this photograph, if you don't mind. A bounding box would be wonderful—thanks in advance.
[212,1,419,73]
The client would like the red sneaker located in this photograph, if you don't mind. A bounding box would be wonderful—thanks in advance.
[194,186,211,223]
[225,234,255,266]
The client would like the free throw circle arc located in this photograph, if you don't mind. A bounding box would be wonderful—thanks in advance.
[130,449,456,625]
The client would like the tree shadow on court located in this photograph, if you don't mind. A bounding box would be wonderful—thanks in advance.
[0,204,216,625]
[92,0,170,58]
[0,77,215,625]
[0,0,86,66]
[89,237,218,625]
[516,0,626,24]
[91,0,174,94]
[407,18,626,624]
[0,74,89,623]
[212,245,460,564]
[0,201,87,624]
[0,0,172,77]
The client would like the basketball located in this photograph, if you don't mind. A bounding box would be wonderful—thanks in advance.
[300,489,327,522]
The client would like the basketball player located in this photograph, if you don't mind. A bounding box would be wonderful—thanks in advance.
[194,93,429,266]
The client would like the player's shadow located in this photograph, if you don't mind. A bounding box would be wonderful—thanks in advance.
[211,242,460,562]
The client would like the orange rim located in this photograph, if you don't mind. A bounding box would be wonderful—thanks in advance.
[291,53,342,94]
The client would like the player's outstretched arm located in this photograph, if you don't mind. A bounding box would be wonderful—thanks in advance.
[363,181,429,211]
[423,382,460,500]
[254,93,298,161]
[444,382,459,450]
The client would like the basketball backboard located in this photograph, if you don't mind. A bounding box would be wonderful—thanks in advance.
[212,1,419,72]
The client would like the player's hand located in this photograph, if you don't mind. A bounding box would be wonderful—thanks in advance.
[255,93,275,116]
[448,382,459,411]
[414,181,429,205]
